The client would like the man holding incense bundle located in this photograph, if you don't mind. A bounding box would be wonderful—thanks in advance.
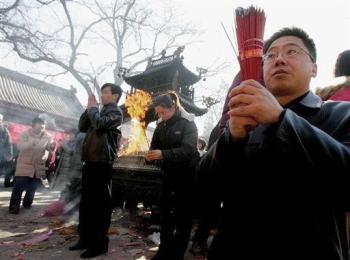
[199,27,350,260]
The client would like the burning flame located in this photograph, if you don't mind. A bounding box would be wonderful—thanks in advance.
[119,90,152,156]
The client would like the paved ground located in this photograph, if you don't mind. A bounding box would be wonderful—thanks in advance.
[0,178,200,260]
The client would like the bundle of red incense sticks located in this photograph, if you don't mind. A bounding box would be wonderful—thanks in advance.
[235,6,266,82]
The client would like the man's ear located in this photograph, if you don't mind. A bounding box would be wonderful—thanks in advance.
[311,63,317,78]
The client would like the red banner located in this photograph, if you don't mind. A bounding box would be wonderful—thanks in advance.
[7,122,66,144]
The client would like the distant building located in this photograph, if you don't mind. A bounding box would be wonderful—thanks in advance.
[0,66,84,142]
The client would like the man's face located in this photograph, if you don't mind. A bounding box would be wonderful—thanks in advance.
[155,105,175,122]
[101,87,118,105]
[33,123,45,133]
[263,36,317,101]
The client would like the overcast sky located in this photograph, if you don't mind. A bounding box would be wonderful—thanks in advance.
[169,0,350,89]
[158,0,349,136]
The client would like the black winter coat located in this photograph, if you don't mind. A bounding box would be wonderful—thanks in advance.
[79,103,123,164]
[0,126,12,163]
[150,110,199,183]
[199,92,350,260]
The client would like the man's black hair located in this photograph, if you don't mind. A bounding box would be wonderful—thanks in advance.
[263,27,317,62]
[101,83,123,102]
[152,92,181,110]
[32,117,45,126]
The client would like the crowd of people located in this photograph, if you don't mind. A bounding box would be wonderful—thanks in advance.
[1,26,350,260]
[0,115,84,214]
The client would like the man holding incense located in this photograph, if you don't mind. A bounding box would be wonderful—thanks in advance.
[199,27,350,260]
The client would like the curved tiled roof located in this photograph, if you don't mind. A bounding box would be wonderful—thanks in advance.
[0,66,83,119]
[124,57,200,90]
[123,55,207,117]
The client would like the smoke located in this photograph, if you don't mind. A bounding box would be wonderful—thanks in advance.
[38,113,63,131]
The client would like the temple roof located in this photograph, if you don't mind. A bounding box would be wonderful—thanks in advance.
[178,93,207,116]
[0,66,84,130]
[124,55,200,92]
[0,66,83,119]
[123,52,207,117]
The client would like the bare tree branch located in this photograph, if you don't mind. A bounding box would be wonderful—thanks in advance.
[0,0,199,96]
[59,0,76,68]
[25,69,69,79]
[75,17,111,51]
[206,61,231,77]
[89,29,117,50]
[0,0,20,14]
[123,46,147,59]
[120,0,136,41]
[35,0,56,5]
[128,56,149,72]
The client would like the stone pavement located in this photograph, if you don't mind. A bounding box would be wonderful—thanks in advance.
[0,178,199,260]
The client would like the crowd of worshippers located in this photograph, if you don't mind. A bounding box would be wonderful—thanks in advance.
[0,115,85,214]
[1,26,350,260]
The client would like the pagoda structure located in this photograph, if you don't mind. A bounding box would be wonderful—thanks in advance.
[123,46,207,119]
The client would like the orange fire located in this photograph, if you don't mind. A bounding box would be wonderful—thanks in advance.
[119,90,152,156]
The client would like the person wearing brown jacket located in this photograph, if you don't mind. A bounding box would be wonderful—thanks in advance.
[9,117,52,214]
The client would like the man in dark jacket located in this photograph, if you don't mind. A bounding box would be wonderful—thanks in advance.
[0,114,13,186]
[199,27,350,260]
[69,83,123,259]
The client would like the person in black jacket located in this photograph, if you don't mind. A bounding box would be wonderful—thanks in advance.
[69,83,123,259]
[199,27,350,260]
[0,114,13,187]
[145,92,199,260]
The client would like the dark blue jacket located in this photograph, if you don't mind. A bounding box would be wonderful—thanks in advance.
[199,92,350,260]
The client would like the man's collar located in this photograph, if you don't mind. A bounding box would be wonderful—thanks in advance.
[298,91,323,108]
[284,91,322,110]
[103,102,117,107]
[101,102,117,111]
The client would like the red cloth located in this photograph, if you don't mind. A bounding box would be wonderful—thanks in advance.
[329,87,350,102]
[7,123,30,143]
[42,200,66,217]
[7,122,65,144]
